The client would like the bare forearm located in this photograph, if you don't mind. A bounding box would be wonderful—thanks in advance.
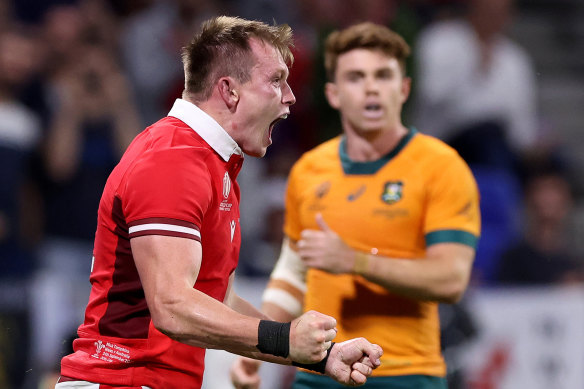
[155,288,299,366]
[354,244,474,303]
[153,287,263,354]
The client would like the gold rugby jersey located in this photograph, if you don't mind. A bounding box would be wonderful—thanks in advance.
[284,129,480,377]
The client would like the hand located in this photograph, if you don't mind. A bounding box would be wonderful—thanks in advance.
[298,214,355,274]
[325,338,383,386]
[289,310,337,364]
[230,357,261,389]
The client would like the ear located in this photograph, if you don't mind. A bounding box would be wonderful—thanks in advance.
[400,76,412,104]
[218,77,240,110]
[324,82,340,110]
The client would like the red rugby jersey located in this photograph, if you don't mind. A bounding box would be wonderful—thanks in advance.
[60,99,244,388]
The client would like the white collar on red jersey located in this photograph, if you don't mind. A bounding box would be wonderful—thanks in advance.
[168,98,243,162]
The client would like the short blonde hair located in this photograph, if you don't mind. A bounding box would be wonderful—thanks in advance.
[324,22,410,81]
[182,16,294,101]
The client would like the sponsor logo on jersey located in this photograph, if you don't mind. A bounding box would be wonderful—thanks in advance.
[381,181,403,204]
[314,181,331,198]
[347,185,366,201]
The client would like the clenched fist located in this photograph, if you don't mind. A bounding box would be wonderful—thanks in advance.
[289,310,337,364]
[325,338,383,386]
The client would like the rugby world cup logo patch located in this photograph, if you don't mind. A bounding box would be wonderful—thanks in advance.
[381,181,403,204]
[223,172,231,199]
[220,172,233,211]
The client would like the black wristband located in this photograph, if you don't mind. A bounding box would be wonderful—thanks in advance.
[292,342,335,374]
[256,320,291,358]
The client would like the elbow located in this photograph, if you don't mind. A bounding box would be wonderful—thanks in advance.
[433,258,473,304]
[151,311,178,339]
[436,279,469,304]
[149,300,184,340]
[439,289,464,304]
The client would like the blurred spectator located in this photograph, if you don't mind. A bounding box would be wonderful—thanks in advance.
[495,166,584,285]
[120,0,226,126]
[0,26,43,389]
[29,7,141,381]
[413,0,542,284]
[0,0,12,31]
[414,0,538,173]
[9,0,77,24]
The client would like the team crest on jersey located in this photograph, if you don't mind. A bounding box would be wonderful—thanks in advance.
[381,181,403,204]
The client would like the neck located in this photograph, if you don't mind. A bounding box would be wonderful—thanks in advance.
[343,124,408,162]
[189,97,233,134]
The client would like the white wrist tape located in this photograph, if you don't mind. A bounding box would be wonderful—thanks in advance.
[262,237,307,317]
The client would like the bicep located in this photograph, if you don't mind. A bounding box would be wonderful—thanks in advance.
[131,235,202,317]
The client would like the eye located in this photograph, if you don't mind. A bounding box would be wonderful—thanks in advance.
[377,70,393,79]
[346,72,363,82]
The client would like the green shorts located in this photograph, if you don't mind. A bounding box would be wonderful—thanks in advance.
[292,371,448,389]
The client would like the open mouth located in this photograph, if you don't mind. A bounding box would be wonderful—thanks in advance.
[363,103,383,118]
[268,113,289,140]
[365,103,382,112]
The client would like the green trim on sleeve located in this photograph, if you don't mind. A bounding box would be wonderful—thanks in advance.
[425,230,479,249]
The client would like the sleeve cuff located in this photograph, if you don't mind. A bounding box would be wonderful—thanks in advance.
[425,229,479,249]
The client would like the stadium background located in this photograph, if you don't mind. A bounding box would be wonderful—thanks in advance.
[1,0,583,388]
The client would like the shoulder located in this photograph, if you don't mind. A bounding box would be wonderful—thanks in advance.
[410,131,461,159]
[291,137,341,174]
[132,117,214,168]
[125,118,216,189]
[409,131,473,176]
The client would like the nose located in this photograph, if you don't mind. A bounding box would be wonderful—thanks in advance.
[365,76,379,94]
[282,81,296,106]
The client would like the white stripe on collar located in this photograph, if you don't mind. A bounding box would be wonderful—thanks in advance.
[168,98,242,162]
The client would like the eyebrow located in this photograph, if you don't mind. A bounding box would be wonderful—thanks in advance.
[343,67,394,78]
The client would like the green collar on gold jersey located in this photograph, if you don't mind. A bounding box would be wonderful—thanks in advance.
[340,127,417,175]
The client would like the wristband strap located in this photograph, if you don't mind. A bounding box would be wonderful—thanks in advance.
[353,252,369,274]
[292,342,335,374]
[353,248,378,275]
[256,320,291,358]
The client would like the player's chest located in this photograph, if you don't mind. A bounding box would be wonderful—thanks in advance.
[297,169,426,231]
[203,170,241,247]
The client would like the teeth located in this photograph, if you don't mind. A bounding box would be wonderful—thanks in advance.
[281,114,288,119]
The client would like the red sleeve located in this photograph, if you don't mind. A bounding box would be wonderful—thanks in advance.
[123,148,213,241]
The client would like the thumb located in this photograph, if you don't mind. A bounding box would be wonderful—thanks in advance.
[315,213,332,233]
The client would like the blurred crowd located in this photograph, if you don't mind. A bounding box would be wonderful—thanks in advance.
[0,0,583,388]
